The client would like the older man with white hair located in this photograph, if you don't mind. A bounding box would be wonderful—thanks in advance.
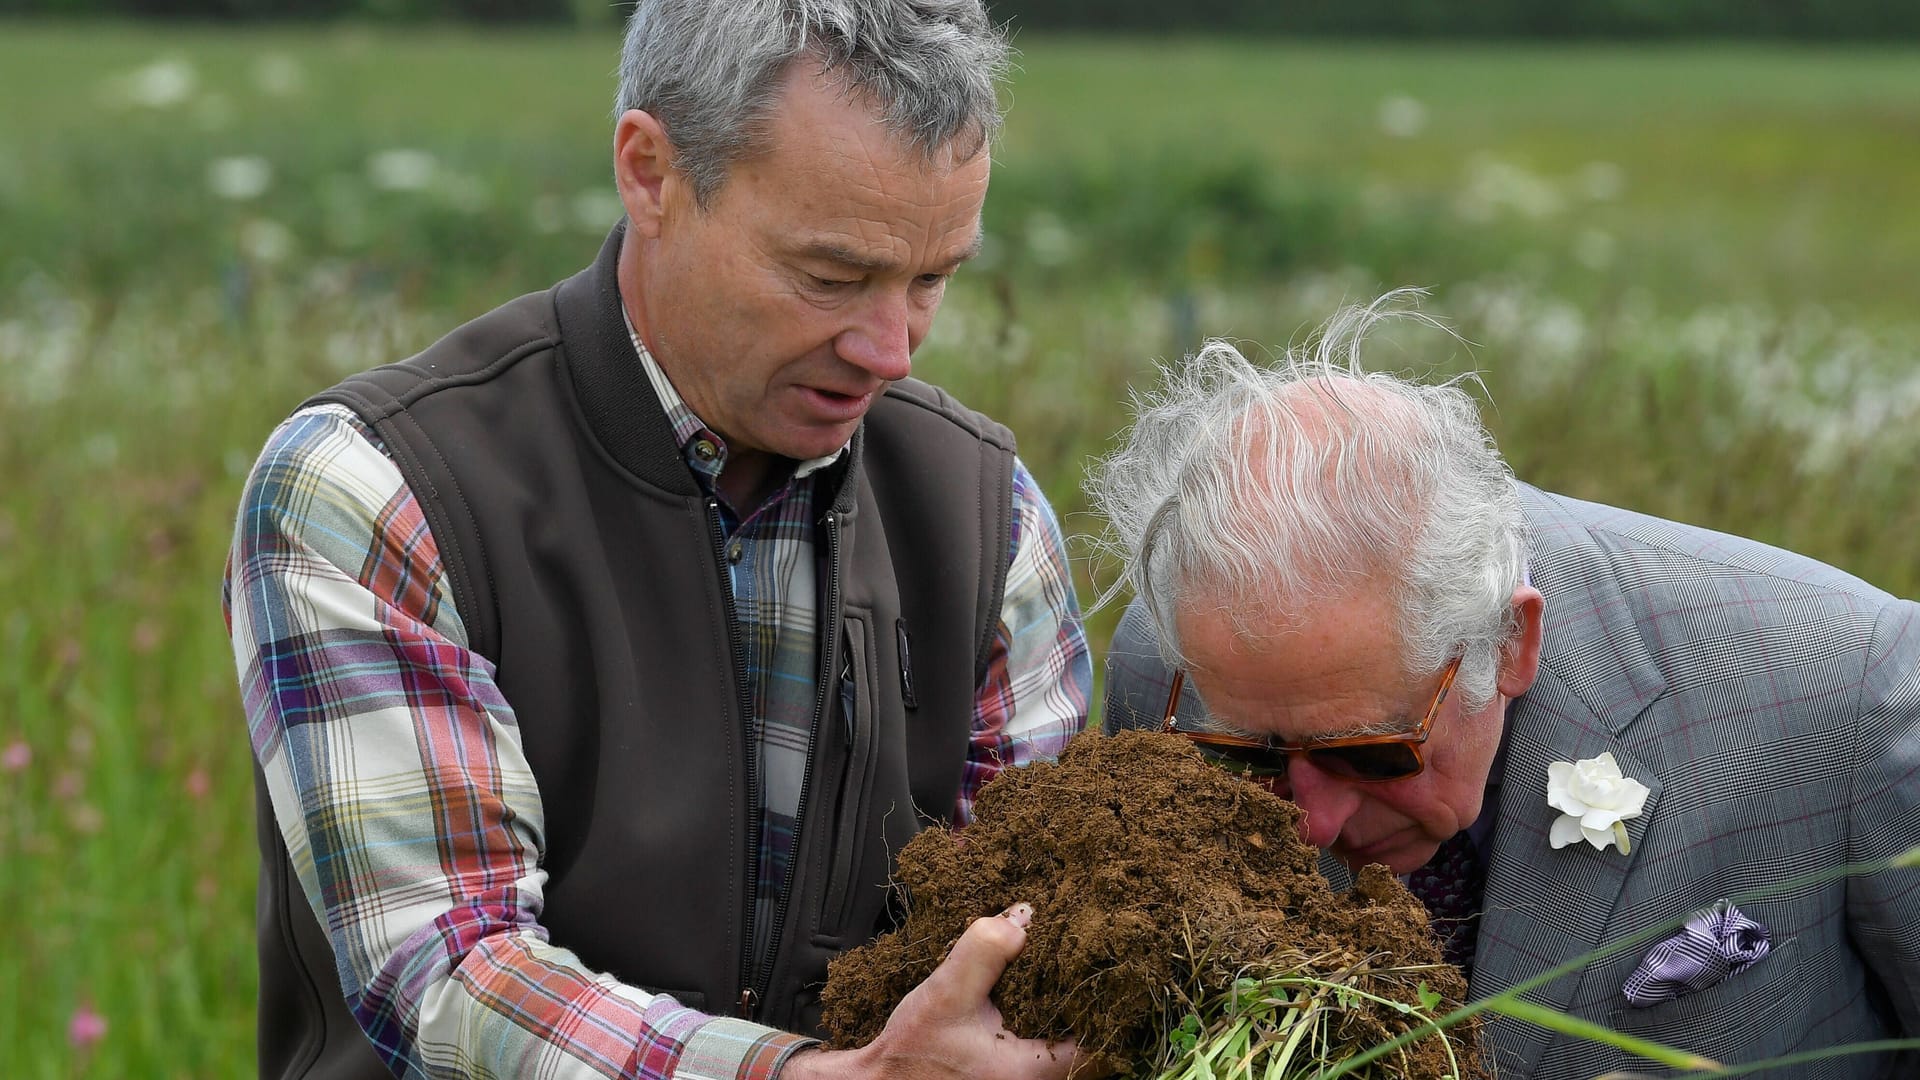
[1096,297,1920,1078]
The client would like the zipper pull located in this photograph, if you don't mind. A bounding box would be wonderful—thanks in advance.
[896,618,919,710]
[737,988,757,1020]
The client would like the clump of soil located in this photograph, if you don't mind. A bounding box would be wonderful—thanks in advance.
[819,729,1487,1078]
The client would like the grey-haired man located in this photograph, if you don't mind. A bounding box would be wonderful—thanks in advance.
[1096,299,1920,1078]
[226,3,1091,1077]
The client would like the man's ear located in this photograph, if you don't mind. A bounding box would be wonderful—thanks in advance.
[1496,585,1545,699]
[614,108,676,239]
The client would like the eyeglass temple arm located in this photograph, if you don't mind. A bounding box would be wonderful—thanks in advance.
[1160,669,1187,733]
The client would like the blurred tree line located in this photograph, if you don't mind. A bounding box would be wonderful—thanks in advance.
[4,0,1918,37]
[990,0,1920,38]
[3,0,562,17]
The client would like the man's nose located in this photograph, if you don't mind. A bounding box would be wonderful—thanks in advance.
[835,289,913,382]
[1285,759,1363,850]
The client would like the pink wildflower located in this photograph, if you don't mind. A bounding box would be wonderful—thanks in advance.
[1,741,27,772]
[68,1003,107,1048]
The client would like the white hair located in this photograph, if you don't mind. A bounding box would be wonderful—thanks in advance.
[1085,290,1530,709]
[615,0,1010,205]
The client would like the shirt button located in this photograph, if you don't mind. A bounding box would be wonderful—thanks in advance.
[692,439,718,462]
[727,539,745,564]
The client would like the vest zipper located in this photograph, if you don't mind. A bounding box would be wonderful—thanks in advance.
[895,618,920,710]
[750,508,841,1018]
[707,497,760,1018]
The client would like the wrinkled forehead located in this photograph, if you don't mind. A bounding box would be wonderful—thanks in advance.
[1171,598,1444,745]
[1173,587,1408,691]
[1168,552,1407,668]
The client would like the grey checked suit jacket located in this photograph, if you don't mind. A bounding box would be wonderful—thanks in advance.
[1104,486,1920,1079]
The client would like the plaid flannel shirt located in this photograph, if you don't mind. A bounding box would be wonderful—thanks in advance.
[225,347,1090,1078]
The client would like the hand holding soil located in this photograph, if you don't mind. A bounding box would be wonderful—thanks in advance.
[784,902,1086,1080]
[820,729,1487,1078]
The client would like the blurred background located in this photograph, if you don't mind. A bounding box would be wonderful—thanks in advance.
[2,1,1918,1075]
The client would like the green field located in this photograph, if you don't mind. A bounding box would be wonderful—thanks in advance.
[2,22,1918,1076]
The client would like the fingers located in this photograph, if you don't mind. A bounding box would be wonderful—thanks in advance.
[938,901,1033,1005]
[859,900,1084,1079]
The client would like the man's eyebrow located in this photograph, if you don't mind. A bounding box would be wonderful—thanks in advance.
[795,230,983,275]
[946,230,985,267]
[796,242,896,275]
[1320,712,1416,741]
[1214,709,1413,744]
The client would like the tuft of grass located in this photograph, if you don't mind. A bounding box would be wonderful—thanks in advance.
[1149,961,1468,1080]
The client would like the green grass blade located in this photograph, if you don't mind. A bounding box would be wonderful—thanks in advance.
[1485,996,1721,1072]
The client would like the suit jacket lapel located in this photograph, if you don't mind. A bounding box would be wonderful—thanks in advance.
[1314,691,1667,1080]
[1466,489,1669,1077]
[1470,674,1664,1076]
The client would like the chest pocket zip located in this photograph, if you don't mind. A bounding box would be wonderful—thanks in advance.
[818,616,879,941]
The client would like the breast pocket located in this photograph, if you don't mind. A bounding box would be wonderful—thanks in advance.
[814,614,879,942]
[1606,938,1806,1066]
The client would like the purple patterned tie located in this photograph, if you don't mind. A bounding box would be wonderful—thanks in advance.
[1405,830,1485,976]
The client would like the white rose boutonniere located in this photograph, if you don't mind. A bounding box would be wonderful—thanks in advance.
[1547,752,1650,854]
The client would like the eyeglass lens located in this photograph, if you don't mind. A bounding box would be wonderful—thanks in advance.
[1188,739,1422,782]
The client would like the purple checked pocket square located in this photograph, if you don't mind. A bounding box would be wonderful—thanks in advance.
[1622,901,1771,1008]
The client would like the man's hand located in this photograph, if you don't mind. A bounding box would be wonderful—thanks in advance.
[783,902,1083,1080]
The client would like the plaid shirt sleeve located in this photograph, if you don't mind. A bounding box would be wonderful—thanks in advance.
[958,457,1094,823]
[224,405,814,1080]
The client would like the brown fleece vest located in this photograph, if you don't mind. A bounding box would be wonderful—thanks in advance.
[254,226,1015,1078]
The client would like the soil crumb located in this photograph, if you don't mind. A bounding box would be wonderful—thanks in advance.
[819,729,1488,1078]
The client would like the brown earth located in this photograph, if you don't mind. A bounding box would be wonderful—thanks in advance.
[819,729,1488,1079]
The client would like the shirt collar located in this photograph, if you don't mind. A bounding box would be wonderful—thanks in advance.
[620,304,848,482]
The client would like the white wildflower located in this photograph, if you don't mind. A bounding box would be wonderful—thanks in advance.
[1572,228,1616,271]
[1578,161,1626,201]
[367,149,437,191]
[206,156,273,201]
[239,219,296,264]
[570,189,624,233]
[253,54,306,97]
[1376,95,1428,139]
[108,58,197,109]
[1024,211,1075,267]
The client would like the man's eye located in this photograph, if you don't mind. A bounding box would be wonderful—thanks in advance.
[915,272,949,288]
[810,275,857,290]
